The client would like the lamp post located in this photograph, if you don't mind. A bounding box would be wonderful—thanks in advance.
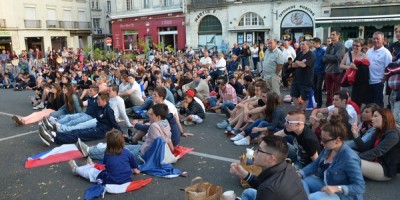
[106,14,111,51]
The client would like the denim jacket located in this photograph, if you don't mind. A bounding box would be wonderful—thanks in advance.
[299,144,365,200]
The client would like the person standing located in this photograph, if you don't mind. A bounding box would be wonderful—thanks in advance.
[312,38,326,108]
[262,39,284,96]
[230,135,308,200]
[220,39,228,55]
[323,31,345,107]
[367,31,392,107]
[250,43,260,70]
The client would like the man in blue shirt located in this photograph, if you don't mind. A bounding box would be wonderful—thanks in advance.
[312,38,326,108]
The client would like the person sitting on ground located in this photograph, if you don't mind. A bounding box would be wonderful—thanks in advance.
[211,77,237,124]
[78,104,175,163]
[49,83,82,119]
[119,74,144,107]
[15,72,36,91]
[182,71,210,102]
[274,110,320,169]
[344,103,380,151]
[310,90,358,126]
[298,115,365,200]
[230,135,308,200]
[12,83,64,126]
[38,91,122,146]
[179,89,205,126]
[69,129,140,185]
[228,74,245,100]
[356,108,400,181]
[41,85,101,133]
[232,92,285,146]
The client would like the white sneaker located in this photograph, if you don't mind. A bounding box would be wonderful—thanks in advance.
[234,138,250,146]
[33,102,44,110]
[230,134,245,141]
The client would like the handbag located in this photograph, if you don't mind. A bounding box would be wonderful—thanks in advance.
[239,153,262,188]
[340,51,353,87]
[184,177,222,200]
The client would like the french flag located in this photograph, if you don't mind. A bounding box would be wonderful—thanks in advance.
[25,144,83,168]
[84,178,153,199]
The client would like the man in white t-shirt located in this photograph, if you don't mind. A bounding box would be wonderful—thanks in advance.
[366,31,392,107]
[281,40,296,61]
[124,74,144,106]
[200,51,212,68]
[310,90,358,125]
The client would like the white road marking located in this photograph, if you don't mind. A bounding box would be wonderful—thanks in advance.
[0,130,38,142]
[0,111,14,117]
[188,151,239,163]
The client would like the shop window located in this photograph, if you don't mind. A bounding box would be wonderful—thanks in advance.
[124,31,138,50]
[198,15,222,35]
[239,12,264,27]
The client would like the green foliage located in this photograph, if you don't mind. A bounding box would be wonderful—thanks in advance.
[155,43,163,51]
[105,51,117,61]
[93,48,104,60]
[122,52,137,61]
[166,45,176,54]
[83,45,93,60]
[139,39,150,57]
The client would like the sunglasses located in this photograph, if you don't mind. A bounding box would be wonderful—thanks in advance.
[321,138,336,144]
[255,148,273,155]
[285,118,304,125]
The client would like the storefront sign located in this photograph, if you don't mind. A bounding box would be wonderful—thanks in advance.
[120,23,135,28]
[161,20,172,25]
[194,10,216,22]
[281,11,313,28]
[279,5,315,18]
[0,31,11,36]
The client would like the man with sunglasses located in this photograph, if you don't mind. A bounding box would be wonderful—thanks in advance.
[230,135,307,200]
[274,110,320,169]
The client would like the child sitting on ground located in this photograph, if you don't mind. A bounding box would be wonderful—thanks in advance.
[69,129,140,185]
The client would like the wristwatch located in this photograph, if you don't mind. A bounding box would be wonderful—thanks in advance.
[337,186,343,193]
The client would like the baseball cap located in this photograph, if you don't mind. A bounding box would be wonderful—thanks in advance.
[186,90,196,98]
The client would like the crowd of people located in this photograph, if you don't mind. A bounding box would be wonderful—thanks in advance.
[2,29,400,200]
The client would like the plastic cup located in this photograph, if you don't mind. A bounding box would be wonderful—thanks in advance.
[222,190,236,200]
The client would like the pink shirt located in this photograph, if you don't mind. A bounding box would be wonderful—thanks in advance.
[219,84,237,104]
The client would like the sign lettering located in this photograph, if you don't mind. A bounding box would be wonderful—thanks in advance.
[195,10,216,22]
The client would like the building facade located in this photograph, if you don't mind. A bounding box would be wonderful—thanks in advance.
[109,0,185,52]
[185,0,322,52]
[91,0,113,50]
[315,0,400,43]
[0,0,92,54]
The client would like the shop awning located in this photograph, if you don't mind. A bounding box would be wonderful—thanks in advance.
[315,14,400,28]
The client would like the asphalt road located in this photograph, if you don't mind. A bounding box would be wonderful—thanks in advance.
[0,89,399,200]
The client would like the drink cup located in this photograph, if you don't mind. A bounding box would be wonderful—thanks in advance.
[222,190,236,200]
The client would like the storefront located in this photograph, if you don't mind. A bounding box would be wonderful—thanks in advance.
[315,5,400,42]
[228,12,269,46]
[111,13,186,52]
[0,31,12,52]
[277,5,317,42]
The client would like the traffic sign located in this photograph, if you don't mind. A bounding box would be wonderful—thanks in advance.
[105,37,112,46]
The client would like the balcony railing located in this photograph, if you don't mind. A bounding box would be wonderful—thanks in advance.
[24,20,41,28]
[59,21,91,29]
[47,20,60,28]
[187,0,228,9]
[0,19,6,28]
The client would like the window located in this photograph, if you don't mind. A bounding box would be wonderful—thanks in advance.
[91,1,94,9]
[239,12,264,26]
[198,15,222,35]
[163,0,172,7]
[107,1,111,13]
[144,0,150,8]
[92,18,100,29]
[126,0,133,10]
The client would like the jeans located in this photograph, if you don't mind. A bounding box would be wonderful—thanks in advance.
[324,72,341,107]
[241,188,257,200]
[50,107,69,118]
[287,143,304,169]
[313,73,325,108]
[244,119,277,139]
[54,127,105,144]
[130,98,153,112]
[302,176,340,200]
[208,97,218,107]
[220,100,236,118]
[367,83,384,107]
[252,57,259,70]
[59,118,97,132]
[344,128,376,149]
[58,113,93,126]
[88,143,143,163]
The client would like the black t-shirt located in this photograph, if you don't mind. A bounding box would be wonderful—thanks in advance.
[27,74,36,84]
[284,125,320,166]
[293,50,315,86]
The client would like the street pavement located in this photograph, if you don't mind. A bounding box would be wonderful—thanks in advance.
[0,88,399,200]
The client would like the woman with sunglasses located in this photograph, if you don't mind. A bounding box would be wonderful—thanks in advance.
[298,114,365,200]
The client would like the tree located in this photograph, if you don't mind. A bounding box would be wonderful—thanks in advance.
[139,39,150,57]
[93,48,104,61]
[83,45,93,60]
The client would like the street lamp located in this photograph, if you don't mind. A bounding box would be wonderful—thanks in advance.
[106,14,111,51]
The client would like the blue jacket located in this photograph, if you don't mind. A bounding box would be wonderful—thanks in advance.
[85,95,101,118]
[314,47,326,75]
[299,144,365,200]
[96,103,121,133]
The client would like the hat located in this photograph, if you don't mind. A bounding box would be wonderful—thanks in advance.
[186,90,195,98]
[209,91,217,97]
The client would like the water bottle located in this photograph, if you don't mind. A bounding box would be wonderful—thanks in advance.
[226,124,232,138]
[246,148,255,165]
